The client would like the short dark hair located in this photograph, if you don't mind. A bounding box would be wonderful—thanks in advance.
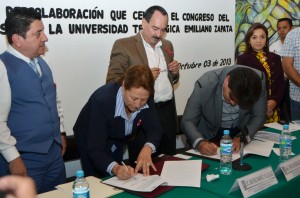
[121,65,154,95]
[143,5,168,23]
[228,67,262,109]
[244,23,269,54]
[277,18,293,28]
[5,7,41,44]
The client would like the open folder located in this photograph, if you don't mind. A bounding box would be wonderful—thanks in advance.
[102,155,209,198]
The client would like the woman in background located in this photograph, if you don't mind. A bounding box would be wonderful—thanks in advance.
[237,23,285,123]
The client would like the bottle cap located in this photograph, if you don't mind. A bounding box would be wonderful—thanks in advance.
[283,124,289,130]
[76,170,84,178]
[224,130,230,135]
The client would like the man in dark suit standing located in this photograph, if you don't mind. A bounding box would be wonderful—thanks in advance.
[106,5,180,160]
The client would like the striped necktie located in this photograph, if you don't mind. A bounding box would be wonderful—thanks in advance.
[29,59,41,77]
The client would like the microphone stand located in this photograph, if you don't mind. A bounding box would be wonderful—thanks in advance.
[232,131,251,171]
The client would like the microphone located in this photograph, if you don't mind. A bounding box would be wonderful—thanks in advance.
[232,126,252,171]
[241,126,251,144]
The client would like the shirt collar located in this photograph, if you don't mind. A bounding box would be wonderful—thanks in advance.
[7,45,38,64]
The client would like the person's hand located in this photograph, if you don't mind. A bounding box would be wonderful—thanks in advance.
[112,164,135,180]
[197,141,218,155]
[151,67,160,80]
[168,60,179,74]
[267,99,276,117]
[61,134,67,156]
[9,157,27,176]
[0,175,36,198]
[232,136,241,153]
[134,145,156,176]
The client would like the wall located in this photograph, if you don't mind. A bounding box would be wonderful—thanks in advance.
[0,0,235,135]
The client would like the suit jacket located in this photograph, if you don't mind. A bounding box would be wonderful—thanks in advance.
[181,65,267,147]
[106,32,179,85]
[237,52,285,106]
[73,83,162,175]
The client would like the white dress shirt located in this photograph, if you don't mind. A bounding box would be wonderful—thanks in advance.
[269,39,283,55]
[0,45,65,162]
[141,32,173,103]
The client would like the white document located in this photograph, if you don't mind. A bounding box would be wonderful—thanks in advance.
[186,147,240,161]
[264,122,300,132]
[229,166,278,197]
[173,153,192,160]
[56,176,122,198]
[186,139,274,160]
[102,173,167,192]
[255,130,297,144]
[278,155,300,181]
[160,160,202,187]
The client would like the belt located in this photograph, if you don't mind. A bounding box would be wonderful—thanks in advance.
[155,99,172,108]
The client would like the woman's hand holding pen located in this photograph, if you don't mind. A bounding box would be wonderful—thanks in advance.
[112,163,135,180]
[198,140,218,155]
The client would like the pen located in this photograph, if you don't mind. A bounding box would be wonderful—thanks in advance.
[121,161,136,180]
[253,138,265,142]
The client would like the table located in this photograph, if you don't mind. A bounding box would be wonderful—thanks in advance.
[111,128,300,197]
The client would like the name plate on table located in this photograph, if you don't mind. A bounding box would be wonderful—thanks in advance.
[229,166,278,197]
[276,155,300,181]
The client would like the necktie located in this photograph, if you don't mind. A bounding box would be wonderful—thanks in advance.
[29,59,41,77]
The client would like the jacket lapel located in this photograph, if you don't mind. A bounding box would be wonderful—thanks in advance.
[161,41,172,65]
[134,33,148,65]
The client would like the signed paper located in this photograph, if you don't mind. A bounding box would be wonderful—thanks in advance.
[102,173,166,192]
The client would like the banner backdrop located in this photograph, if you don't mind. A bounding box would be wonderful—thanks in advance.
[0,0,235,135]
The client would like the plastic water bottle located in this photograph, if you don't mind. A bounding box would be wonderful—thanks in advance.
[220,130,232,175]
[72,170,90,198]
[279,124,292,163]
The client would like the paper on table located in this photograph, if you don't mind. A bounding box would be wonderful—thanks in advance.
[255,130,297,144]
[186,147,240,161]
[173,153,192,160]
[102,173,167,192]
[56,176,122,198]
[186,139,274,160]
[38,190,70,198]
[160,160,202,187]
[264,122,300,132]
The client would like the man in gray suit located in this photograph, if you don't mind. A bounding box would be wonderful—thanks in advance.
[181,66,267,155]
[106,5,179,163]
